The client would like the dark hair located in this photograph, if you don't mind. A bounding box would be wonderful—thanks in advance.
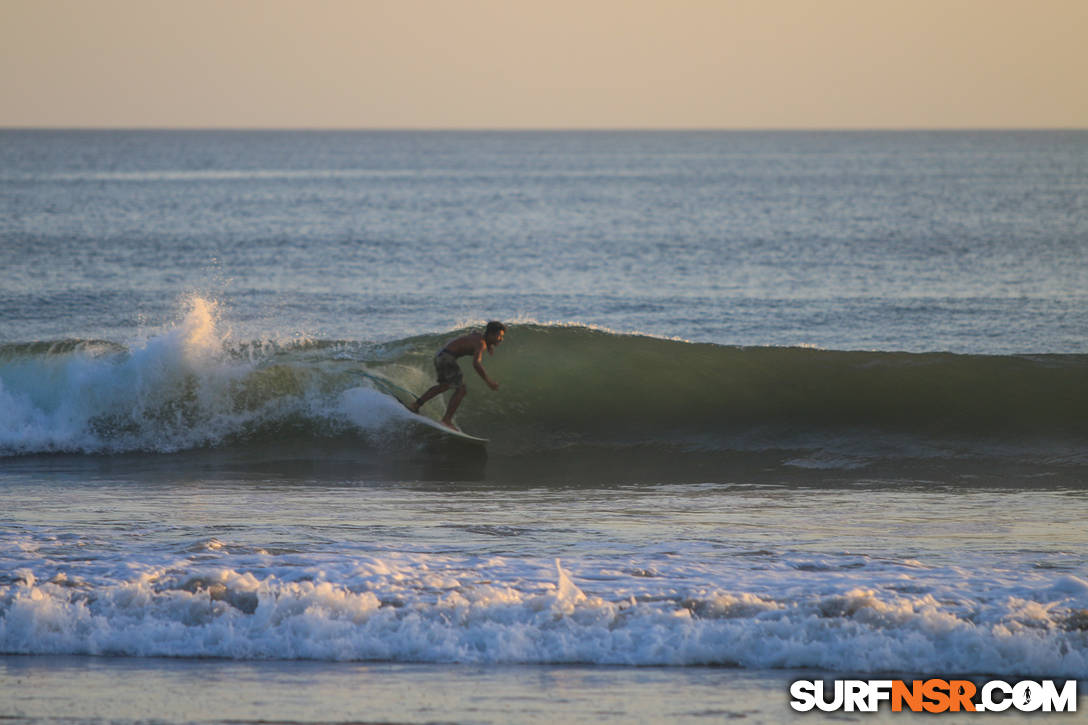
[484,321,506,337]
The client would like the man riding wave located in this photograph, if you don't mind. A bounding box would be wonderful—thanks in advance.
[409,321,506,431]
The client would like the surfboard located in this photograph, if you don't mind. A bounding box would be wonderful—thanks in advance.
[352,370,488,444]
[396,399,489,444]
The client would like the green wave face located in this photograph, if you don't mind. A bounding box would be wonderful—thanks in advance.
[394,325,1088,442]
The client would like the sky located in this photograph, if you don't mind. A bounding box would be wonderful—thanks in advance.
[2,0,1086,129]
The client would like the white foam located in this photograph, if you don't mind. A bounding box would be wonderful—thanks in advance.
[2,553,1086,675]
[337,387,409,431]
[0,297,408,456]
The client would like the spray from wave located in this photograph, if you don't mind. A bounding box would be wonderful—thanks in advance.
[0,297,404,456]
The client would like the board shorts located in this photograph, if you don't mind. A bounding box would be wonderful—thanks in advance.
[434,350,464,387]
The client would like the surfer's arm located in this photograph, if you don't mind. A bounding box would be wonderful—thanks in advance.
[473,345,500,390]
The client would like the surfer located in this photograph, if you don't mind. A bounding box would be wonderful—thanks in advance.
[409,321,506,431]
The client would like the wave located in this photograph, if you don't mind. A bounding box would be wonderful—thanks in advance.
[2,299,1085,474]
[3,559,1086,674]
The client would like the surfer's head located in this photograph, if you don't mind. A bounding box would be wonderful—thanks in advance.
[484,321,506,348]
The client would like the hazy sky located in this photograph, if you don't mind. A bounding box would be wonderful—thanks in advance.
[2,0,1086,128]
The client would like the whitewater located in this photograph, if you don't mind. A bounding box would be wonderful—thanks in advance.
[2,130,1086,722]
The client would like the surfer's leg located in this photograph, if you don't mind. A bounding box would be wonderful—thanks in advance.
[441,384,467,429]
[419,352,464,414]
[411,383,449,412]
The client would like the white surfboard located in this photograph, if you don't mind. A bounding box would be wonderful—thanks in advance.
[399,403,489,444]
[352,370,489,444]
[356,372,489,439]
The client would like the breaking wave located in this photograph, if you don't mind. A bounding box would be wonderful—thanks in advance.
[3,557,1087,675]
[2,298,1085,474]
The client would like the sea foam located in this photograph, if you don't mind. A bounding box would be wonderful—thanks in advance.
[2,554,1086,675]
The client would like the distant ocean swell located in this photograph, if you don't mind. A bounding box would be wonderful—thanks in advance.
[2,558,1087,675]
[1,299,1085,467]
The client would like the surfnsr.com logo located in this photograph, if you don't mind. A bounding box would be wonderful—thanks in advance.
[789,679,1078,713]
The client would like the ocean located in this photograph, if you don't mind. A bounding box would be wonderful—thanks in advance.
[1,130,1086,723]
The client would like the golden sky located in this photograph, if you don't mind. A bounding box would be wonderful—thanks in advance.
[2,0,1086,128]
